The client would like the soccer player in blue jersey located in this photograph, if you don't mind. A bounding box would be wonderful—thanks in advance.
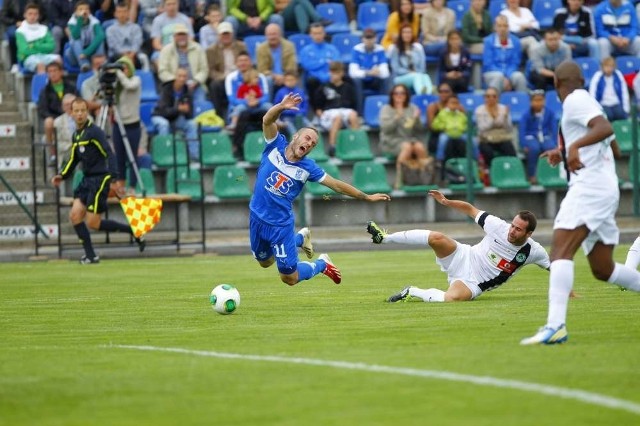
[250,92,391,286]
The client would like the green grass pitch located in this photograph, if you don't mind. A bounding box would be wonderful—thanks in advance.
[2,247,639,425]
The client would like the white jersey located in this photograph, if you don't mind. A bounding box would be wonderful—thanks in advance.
[470,212,550,292]
[560,89,618,190]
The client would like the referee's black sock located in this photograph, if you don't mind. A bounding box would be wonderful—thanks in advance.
[74,222,96,258]
[99,219,133,235]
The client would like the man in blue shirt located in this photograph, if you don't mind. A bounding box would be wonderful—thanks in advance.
[250,93,391,286]
[593,0,640,58]
[348,28,391,114]
[299,23,340,110]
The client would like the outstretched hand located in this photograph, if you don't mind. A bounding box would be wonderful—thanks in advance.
[280,93,302,111]
[366,193,391,202]
[428,189,448,205]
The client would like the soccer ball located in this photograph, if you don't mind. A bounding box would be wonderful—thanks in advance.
[210,284,241,315]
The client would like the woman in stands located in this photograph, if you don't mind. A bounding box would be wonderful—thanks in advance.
[421,0,456,57]
[461,0,493,55]
[500,0,541,59]
[388,24,433,95]
[474,86,517,168]
[380,0,420,52]
[438,30,472,94]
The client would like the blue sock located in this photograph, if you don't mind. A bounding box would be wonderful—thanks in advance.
[295,232,303,248]
[297,260,325,281]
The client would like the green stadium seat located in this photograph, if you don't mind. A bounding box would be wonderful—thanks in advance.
[352,161,392,193]
[489,156,531,189]
[444,157,484,191]
[307,133,329,162]
[165,167,203,200]
[336,129,374,161]
[535,157,567,189]
[243,131,266,164]
[612,119,638,153]
[201,132,236,166]
[151,135,188,167]
[126,167,157,195]
[212,165,252,199]
[306,162,341,196]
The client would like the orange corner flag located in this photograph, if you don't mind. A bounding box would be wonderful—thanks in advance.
[120,197,163,238]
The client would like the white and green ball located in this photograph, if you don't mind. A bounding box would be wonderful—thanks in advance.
[210,284,241,315]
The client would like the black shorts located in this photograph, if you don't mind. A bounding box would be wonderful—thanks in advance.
[74,174,112,214]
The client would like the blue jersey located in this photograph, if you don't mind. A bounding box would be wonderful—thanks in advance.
[249,133,326,226]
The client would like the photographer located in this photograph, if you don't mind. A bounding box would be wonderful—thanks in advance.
[152,67,199,160]
[110,56,149,194]
[80,53,107,117]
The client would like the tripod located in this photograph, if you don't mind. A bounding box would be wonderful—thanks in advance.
[95,91,146,196]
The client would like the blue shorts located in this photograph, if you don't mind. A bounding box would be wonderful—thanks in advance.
[249,213,298,275]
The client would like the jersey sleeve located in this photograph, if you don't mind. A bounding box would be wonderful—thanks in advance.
[476,211,507,236]
[566,91,604,128]
[306,161,326,183]
[528,241,551,269]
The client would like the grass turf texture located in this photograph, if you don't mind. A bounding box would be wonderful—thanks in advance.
[1,248,639,425]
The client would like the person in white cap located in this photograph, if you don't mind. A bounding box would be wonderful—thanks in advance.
[150,0,193,65]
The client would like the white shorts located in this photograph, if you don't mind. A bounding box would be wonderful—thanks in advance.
[554,184,620,254]
[435,242,483,299]
[319,108,354,130]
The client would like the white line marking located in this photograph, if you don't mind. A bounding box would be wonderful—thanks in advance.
[106,344,640,416]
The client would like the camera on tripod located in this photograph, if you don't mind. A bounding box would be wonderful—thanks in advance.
[99,62,126,99]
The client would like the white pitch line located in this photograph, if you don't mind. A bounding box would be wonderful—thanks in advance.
[106,344,640,416]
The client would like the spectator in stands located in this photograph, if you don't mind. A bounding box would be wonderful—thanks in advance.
[552,0,599,59]
[314,61,359,157]
[500,0,540,59]
[158,23,208,103]
[152,67,199,159]
[426,82,462,154]
[198,3,223,50]
[207,21,247,120]
[431,95,468,167]
[634,72,640,107]
[482,15,528,93]
[112,56,146,194]
[150,0,193,65]
[48,0,75,54]
[53,93,76,167]
[381,0,420,51]
[225,0,284,39]
[529,28,572,90]
[80,53,107,116]
[64,0,105,72]
[38,62,78,165]
[593,0,640,59]
[227,68,271,130]
[273,71,311,138]
[589,56,630,122]
[277,0,327,34]
[106,3,148,70]
[518,90,557,184]
[16,3,61,74]
[1,0,46,66]
[421,0,455,58]
[379,83,431,188]
[299,23,341,110]
[438,30,472,94]
[224,51,268,124]
[139,0,161,36]
[349,28,391,115]
[257,23,297,99]
[461,0,492,55]
[388,24,433,95]
[474,86,517,167]
[92,0,139,22]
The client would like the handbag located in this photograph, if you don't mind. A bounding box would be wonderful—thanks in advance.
[399,157,436,186]
[481,128,513,144]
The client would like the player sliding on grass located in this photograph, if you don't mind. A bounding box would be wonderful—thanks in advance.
[521,60,640,345]
[367,189,550,302]
[250,92,391,286]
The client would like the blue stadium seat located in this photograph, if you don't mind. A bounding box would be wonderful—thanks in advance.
[316,3,350,35]
[140,102,156,134]
[616,55,640,75]
[489,0,507,20]
[243,35,266,63]
[76,70,94,93]
[289,33,312,58]
[499,91,530,123]
[532,0,562,29]
[331,33,361,63]
[545,90,562,121]
[574,57,599,87]
[448,0,467,30]
[458,93,484,118]
[136,70,159,102]
[410,94,438,124]
[363,95,389,129]
[356,2,389,33]
[30,73,48,102]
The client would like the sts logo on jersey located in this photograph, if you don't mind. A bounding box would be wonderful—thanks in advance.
[266,171,293,195]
